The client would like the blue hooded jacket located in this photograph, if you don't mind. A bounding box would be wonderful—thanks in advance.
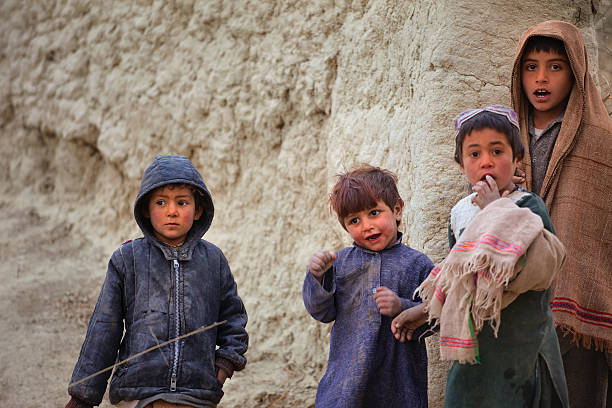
[68,155,248,406]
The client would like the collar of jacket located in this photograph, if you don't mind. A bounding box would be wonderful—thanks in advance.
[147,235,196,261]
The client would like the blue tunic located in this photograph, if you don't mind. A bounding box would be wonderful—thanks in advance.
[302,235,434,408]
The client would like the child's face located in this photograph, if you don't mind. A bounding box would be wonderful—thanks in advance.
[147,185,203,246]
[521,49,573,122]
[459,128,520,194]
[343,199,402,251]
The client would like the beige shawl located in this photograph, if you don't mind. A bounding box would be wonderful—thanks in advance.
[416,198,566,363]
[511,20,612,350]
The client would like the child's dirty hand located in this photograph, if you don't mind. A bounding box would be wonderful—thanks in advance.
[512,167,525,186]
[391,303,427,342]
[217,367,228,385]
[309,250,336,282]
[373,286,402,317]
[472,175,510,209]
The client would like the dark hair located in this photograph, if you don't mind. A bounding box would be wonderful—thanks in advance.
[523,35,567,57]
[454,111,524,165]
[329,164,402,229]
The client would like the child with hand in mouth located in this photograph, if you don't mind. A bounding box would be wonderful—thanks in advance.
[303,164,434,408]
[393,105,569,407]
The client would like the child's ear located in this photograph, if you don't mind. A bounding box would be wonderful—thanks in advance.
[458,161,467,176]
[194,205,204,221]
[393,198,404,220]
[513,154,523,168]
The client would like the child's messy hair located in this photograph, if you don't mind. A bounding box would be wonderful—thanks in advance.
[523,35,567,58]
[454,111,524,165]
[329,164,401,229]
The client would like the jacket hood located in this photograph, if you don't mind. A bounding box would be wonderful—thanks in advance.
[510,20,610,200]
[134,155,214,245]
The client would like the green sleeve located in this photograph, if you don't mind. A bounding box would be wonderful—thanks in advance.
[515,193,556,234]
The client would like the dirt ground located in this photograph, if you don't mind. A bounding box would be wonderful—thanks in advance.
[0,199,106,407]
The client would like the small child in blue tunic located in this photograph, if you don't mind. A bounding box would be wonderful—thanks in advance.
[302,164,434,408]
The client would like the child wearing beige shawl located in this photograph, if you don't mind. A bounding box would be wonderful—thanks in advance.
[393,106,568,407]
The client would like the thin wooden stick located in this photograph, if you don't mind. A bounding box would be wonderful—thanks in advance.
[68,320,226,388]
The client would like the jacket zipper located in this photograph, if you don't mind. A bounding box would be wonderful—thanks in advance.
[171,251,180,391]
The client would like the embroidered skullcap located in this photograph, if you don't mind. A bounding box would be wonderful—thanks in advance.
[454,105,520,138]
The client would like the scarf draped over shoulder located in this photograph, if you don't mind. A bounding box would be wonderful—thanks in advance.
[416,198,566,364]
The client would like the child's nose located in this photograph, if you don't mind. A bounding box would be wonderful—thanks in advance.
[480,154,493,167]
[167,202,179,215]
[535,68,548,83]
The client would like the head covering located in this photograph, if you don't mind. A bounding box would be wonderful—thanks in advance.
[511,20,612,351]
[454,105,520,138]
[134,155,214,246]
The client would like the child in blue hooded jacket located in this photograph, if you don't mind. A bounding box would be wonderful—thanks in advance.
[66,155,248,408]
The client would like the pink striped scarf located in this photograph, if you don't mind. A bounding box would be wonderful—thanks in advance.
[416,198,566,363]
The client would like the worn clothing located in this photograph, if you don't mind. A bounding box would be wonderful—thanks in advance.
[68,155,248,406]
[528,112,564,196]
[557,328,612,408]
[443,191,568,407]
[116,394,216,408]
[423,197,566,364]
[302,235,434,408]
[511,20,612,352]
[449,188,555,247]
[511,20,612,408]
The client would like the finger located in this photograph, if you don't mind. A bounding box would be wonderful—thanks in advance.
[312,258,324,268]
[472,183,485,196]
[311,261,325,273]
[485,175,499,192]
[403,327,414,341]
[399,327,408,342]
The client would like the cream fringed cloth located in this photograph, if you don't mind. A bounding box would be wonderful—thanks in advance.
[416,198,566,364]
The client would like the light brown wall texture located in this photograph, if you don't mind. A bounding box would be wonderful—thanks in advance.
[0,1,607,407]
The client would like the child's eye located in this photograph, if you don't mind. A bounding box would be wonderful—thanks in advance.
[155,200,166,206]
[178,200,188,206]
[524,63,536,71]
[370,209,380,216]
[468,151,479,158]
[493,149,503,155]
[345,217,359,225]
[551,63,562,71]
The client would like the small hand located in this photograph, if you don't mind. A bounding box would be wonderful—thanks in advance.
[512,168,525,186]
[472,175,510,209]
[308,250,336,283]
[391,303,428,342]
[373,286,402,317]
[217,368,228,385]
